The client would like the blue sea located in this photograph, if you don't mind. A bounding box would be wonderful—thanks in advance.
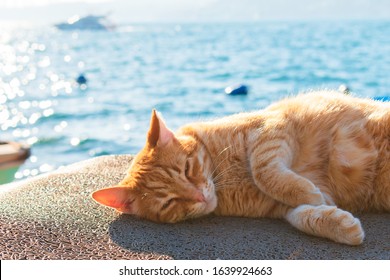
[1,21,390,180]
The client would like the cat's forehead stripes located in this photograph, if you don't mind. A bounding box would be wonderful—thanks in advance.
[136,166,177,183]
[145,190,166,199]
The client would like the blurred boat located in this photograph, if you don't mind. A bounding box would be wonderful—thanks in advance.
[225,84,249,96]
[0,141,30,184]
[55,14,115,31]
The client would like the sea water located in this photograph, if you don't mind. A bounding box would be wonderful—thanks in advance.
[1,21,390,180]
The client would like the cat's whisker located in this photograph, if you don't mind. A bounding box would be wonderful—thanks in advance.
[213,162,243,183]
[213,168,243,186]
[210,145,248,179]
[211,145,246,175]
[214,179,247,190]
[210,145,234,177]
[213,169,237,184]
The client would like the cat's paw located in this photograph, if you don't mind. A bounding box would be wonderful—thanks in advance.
[292,187,326,207]
[305,188,326,206]
[333,210,365,245]
[286,205,365,245]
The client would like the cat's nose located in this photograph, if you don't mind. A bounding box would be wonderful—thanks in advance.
[194,192,206,203]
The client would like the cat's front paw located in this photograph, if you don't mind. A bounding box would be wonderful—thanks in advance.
[334,211,365,245]
[292,186,326,207]
[285,205,365,245]
[305,188,326,206]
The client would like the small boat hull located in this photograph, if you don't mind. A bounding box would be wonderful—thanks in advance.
[0,142,30,184]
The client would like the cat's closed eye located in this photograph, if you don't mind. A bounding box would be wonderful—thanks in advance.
[161,198,175,211]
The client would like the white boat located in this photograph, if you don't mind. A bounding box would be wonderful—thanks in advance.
[0,142,30,184]
[55,14,115,31]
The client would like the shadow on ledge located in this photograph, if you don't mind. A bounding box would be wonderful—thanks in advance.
[109,212,390,260]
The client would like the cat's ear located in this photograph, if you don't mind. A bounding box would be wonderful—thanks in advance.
[147,109,175,147]
[92,186,137,214]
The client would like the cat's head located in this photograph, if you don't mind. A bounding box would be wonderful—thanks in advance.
[92,110,217,223]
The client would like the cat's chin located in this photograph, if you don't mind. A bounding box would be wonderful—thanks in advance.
[202,194,218,215]
[189,195,217,219]
[199,180,218,215]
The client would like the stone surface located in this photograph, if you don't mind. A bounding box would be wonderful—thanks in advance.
[0,155,389,259]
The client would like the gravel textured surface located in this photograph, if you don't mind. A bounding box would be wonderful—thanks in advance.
[1,155,389,259]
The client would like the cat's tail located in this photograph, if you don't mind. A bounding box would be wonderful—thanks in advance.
[284,204,365,245]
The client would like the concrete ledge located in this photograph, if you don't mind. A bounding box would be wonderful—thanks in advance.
[0,155,389,259]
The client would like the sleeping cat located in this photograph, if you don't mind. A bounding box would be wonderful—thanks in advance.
[92,90,390,245]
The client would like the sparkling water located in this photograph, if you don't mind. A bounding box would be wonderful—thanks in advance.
[1,21,389,180]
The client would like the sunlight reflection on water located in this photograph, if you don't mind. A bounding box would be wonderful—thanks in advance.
[1,22,390,181]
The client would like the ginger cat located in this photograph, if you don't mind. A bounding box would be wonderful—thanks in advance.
[92,91,390,245]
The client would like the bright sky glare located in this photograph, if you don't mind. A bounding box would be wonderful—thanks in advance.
[0,0,110,8]
[0,0,389,24]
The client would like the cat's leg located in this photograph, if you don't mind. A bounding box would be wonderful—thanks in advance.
[249,150,325,207]
[284,205,365,245]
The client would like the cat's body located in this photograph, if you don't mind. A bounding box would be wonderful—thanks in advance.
[93,91,390,245]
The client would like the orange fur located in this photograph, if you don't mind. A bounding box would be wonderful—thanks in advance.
[92,91,390,245]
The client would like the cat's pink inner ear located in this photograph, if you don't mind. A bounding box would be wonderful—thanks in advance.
[156,111,174,146]
[92,186,136,214]
[147,109,174,147]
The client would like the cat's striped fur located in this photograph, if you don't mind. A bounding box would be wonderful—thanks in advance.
[93,91,390,245]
